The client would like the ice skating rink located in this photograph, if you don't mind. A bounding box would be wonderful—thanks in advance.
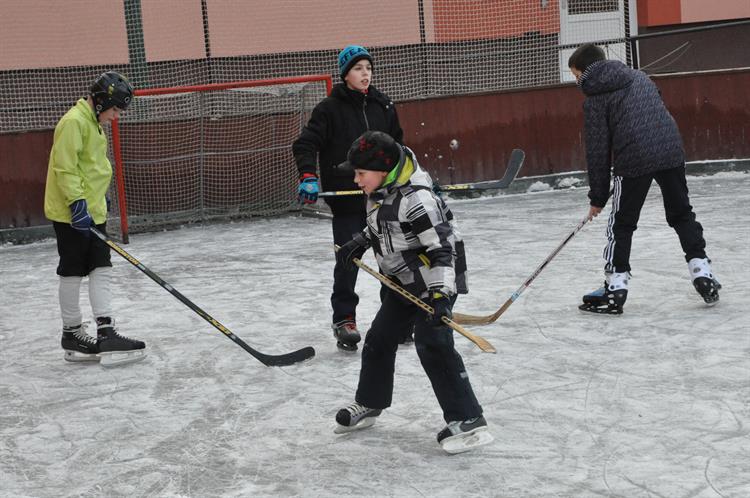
[1,172,748,497]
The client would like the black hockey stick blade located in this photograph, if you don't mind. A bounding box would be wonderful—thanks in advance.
[440,148,524,192]
[318,148,525,198]
[90,227,315,367]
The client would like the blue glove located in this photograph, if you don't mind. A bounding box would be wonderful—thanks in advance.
[70,199,93,236]
[426,289,453,326]
[298,174,319,204]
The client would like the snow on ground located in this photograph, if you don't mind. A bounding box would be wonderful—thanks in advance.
[1,172,748,497]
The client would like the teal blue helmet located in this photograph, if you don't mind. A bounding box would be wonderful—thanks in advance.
[337,45,373,79]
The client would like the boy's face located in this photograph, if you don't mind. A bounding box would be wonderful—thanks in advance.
[344,60,372,92]
[98,106,123,125]
[354,169,388,194]
[570,66,583,83]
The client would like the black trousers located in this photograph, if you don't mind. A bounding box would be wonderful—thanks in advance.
[330,211,367,324]
[604,166,707,273]
[355,288,483,423]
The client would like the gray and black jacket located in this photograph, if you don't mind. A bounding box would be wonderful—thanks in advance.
[579,60,685,207]
[359,148,468,298]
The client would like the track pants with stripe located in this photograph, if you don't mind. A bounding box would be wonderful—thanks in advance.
[603,165,708,273]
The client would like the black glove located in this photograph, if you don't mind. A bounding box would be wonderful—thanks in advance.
[426,289,453,326]
[336,232,369,269]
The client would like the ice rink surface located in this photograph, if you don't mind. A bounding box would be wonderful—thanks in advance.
[1,172,748,498]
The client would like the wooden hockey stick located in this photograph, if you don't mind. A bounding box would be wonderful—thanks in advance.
[452,217,589,325]
[91,227,315,367]
[346,252,496,353]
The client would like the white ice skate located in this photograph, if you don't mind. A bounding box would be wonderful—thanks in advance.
[334,402,382,434]
[437,416,494,454]
[688,258,721,305]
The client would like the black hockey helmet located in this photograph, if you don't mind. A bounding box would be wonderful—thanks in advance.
[90,71,133,115]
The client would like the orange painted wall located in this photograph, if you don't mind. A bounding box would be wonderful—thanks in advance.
[141,0,206,62]
[638,0,750,27]
[432,0,560,42]
[0,0,129,70]
[206,0,421,57]
[681,0,750,23]
[637,0,681,27]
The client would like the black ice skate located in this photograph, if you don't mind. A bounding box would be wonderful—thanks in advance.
[437,416,494,454]
[334,402,382,434]
[96,317,147,367]
[579,285,627,315]
[332,319,361,352]
[693,277,721,305]
[61,324,100,362]
[579,271,629,315]
[688,258,721,305]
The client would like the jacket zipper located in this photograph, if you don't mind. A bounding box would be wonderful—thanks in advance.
[362,98,370,130]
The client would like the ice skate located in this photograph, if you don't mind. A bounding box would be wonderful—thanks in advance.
[579,272,629,315]
[437,416,494,454]
[688,258,721,305]
[96,317,146,367]
[334,402,382,434]
[61,324,100,362]
[332,319,361,352]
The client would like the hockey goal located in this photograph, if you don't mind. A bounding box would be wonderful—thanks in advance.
[108,75,332,243]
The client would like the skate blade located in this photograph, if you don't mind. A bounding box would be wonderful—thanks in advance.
[336,341,359,352]
[334,416,377,434]
[99,349,147,367]
[63,350,101,362]
[440,427,494,454]
[578,303,623,315]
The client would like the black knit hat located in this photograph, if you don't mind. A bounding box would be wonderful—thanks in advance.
[343,131,403,172]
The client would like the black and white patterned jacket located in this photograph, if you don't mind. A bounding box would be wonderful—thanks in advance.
[579,60,686,207]
[359,148,468,298]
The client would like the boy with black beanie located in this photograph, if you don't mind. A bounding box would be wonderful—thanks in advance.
[333,131,492,454]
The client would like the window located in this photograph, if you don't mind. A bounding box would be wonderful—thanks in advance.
[568,0,619,15]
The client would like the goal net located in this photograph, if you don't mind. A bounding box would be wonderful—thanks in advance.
[107,76,331,242]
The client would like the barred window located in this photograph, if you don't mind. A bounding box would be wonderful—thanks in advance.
[569,0,619,15]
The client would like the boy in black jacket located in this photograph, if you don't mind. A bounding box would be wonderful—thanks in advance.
[293,45,404,350]
[569,44,720,314]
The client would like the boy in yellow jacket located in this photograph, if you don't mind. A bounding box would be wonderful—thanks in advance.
[44,71,146,366]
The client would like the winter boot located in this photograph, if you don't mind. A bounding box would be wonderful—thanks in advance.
[96,317,147,367]
[61,324,100,362]
[334,402,382,434]
[437,416,494,454]
[332,318,361,352]
[579,271,629,315]
[688,258,721,305]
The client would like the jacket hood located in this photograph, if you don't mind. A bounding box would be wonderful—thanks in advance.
[580,60,634,96]
[370,147,432,199]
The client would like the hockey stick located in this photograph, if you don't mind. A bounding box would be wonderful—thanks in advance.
[341,250,495,353]
[319,148,525,198]
[452,216,589,325]
[90,227,315,367]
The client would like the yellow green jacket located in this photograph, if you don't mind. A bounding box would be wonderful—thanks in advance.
[44,98,111,224]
